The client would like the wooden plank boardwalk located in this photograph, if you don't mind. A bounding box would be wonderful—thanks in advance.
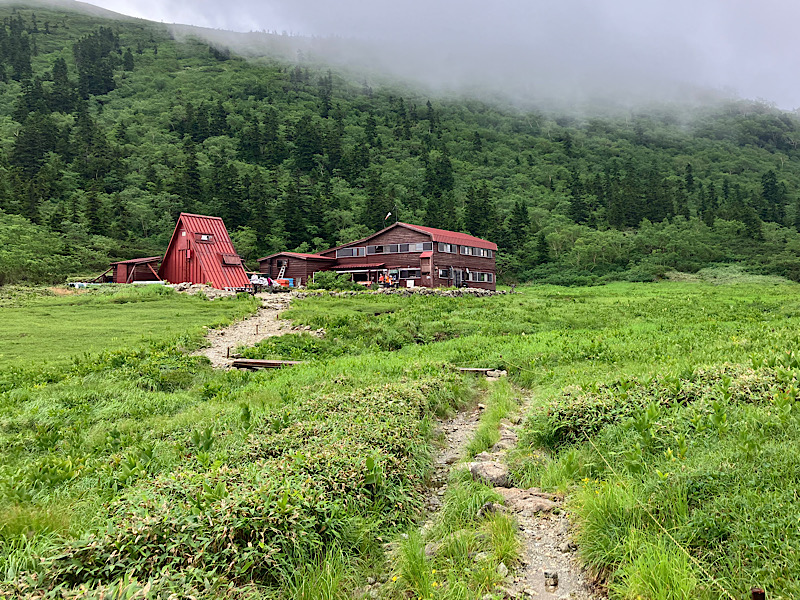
[232,359,303,370]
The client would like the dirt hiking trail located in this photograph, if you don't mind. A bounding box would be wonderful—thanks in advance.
[425,385,601,600]
[192,292,299,368]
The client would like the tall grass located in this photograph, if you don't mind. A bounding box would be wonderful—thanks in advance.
[465,379,517,457]
[6,282,800,596]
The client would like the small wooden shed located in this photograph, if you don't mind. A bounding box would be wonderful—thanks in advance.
[92,256,162,284]
[158,213,251,290]
[257,252,336,287]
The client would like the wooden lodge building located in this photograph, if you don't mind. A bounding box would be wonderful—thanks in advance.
[94,213,252,290]
[258,222,498,290]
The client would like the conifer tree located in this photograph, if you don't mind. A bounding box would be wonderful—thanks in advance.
[280,176,308,249]
[535,231,550,264]
[361,169,393,231]
[84,189,104,235]
[508,199,530,245]
[292,114,323,173]
[122,47,134,71]
[50,56,74,112]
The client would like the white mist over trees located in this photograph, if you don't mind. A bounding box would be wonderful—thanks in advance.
[84,0,800,109]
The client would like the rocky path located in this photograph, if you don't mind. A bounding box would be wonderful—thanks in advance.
[423,404,485,514]
[465,419,602,599]
[192,292,296,368]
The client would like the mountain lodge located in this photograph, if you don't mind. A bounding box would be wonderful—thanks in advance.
[258,222,497,290]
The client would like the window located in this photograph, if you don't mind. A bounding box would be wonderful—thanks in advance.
[399,269,421,279]
[196,233,214,242]
[463,271,493,283]
[336,247,365,258]
[221,253,241,266]
[389,244,399,253]
[399,243,410,253]
[409,242,432,252]
[438,243,457,253]
[438,268,451,279]
[461,246,470,255]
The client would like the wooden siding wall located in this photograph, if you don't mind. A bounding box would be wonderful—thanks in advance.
[159,227,195,284]
[260,228,497,290]
[113,263,160,283]
[430,250,496,290]
[259,257,332,286]
[324,229,496,290]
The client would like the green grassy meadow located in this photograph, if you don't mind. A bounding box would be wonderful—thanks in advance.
[2,279,800,598]
[0,286,259,369]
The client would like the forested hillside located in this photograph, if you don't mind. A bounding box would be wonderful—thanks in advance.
[2,3,800,284]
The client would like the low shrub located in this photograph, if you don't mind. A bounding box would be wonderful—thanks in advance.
[306,271,365,291]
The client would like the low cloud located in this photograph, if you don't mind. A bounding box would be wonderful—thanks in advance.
[83,0,800,109]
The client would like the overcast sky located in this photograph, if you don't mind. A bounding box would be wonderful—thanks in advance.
[86,0,800,109]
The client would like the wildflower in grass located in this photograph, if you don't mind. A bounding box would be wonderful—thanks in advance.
[392,576,398,582]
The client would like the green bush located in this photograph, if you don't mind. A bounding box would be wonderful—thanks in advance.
[306,271,365,291]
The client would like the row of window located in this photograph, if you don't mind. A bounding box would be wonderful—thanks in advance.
[468,272,494,282]
[388,268,422,279]
[438,269,494,283]
[438,243,493,258]
[336,242,493,258]
[336,242,434,258]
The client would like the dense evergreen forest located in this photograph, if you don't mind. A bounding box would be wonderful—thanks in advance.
[2,4,800,285]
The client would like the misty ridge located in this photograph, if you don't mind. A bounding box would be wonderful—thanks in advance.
[92,0,800,114]
[5,0,799,116]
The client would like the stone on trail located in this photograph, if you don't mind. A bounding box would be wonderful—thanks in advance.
[492,427,519,451]
[466,461,511,487]
[496,487,560,514]
[477,500,508,518]
[424,541,440,557]
[486,369,508,378]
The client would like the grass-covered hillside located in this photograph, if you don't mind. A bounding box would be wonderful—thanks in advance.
[2,3,800,284]
[3,278,800,598]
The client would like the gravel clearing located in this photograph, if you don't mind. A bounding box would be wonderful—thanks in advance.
[191,292,295,368]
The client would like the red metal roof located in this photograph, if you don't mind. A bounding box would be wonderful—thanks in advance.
[319,222,497,255]
[420,251,433,258]
[257,252,335,262]
[111,256,161,265]
[398,223,498,251]
[159,213,251,290]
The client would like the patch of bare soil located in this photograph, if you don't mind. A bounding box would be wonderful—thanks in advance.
[192,292,299,368]
[423,404,485,513]
[49,286,84,296]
